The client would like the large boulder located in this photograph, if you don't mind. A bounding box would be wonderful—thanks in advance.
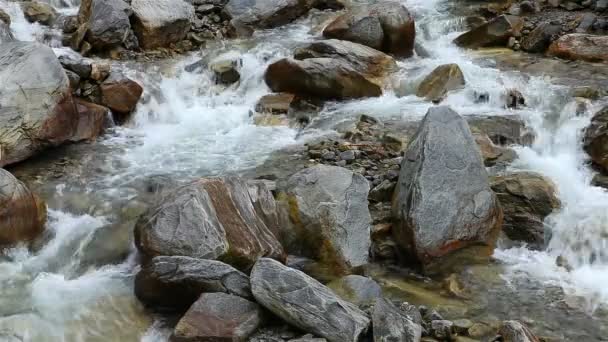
[131,0,194,49]
[85,0,134,50]
[392,106,503,267]
[134,177,285,270]
[583,106,608,172]
[0,42,77,167]
[251,258,370,342]
[491,172,560,249]
[285,165,372,271]
[547,34,608,62]
[135,256,252,311]
[224,0,313,29]
[171,293,263,342]
[0,169,47,247]
[454,15,523,49]
[372,298,422,342]
[416,64,465,102]
[323,2,416,58]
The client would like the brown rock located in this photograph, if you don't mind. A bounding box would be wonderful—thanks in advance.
[583,106,608,171]
[255,93,296,115]
[100,76,143,117]
[70,98,108,141]
[454,15,523,48]
[22,1,57,26]
[547,34,608,62]
[416,64,465,102]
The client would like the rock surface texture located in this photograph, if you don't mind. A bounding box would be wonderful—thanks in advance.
[131,0,195,49]
[584,106,608,172]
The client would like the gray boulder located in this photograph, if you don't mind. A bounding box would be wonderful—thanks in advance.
[285,165,371,271]
[392,106,503,267]
[454,15,523,48]
[85,0,134,49]
[251,258,370,342]
[372,298,422,342]
[328,275,382,306]
[131,0,194,49]
[224,0,313,29]
[135,256,251,311]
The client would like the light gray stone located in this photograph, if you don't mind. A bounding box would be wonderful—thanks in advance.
[131,0,194,49]
[372,298,422,342]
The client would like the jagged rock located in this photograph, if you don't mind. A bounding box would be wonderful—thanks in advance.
[71,98,108,141]
[584,106,608,172]
[392,106,503,267]
[467,115,528,146]
[100,74,143,119]
[210,53,242,85]
[416,64,465,102]
[0,169,47,247]
[131,0,195,49]
[498,321,540,342]
[328,275,382,306]
[491,172,560,249]
[250,258,370,342]
[58,54,92,79]
[224,0,313,29]
[22,1,57,26]
[255,93,296,115]
[505,89,526,109]
[85,0,134,49]
[454,15,523,48]
[171,293,263,342]
[431,320,454,340]
[0,8,10,25]
[521,23,561,53]
[0,11,13,43]
[285,165,371,271]
[72,221,132,274]
[474,133,517,167]
[323,1,416,57]
[134,177,285,270]
[372,297,422,342]
[548,34,608,62]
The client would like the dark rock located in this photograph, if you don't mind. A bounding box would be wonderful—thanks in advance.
[85,0,133,49]
[521,23,561,53]
[431,320,454,340]
[454,15,523,48]
[224,0,313,29]
[59,54,92,79]
[210,53,241,85]
[372,297,422,342]
[22,1,57,26]
[584,106,608,172]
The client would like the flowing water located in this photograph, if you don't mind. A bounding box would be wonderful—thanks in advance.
[1,0,608,340]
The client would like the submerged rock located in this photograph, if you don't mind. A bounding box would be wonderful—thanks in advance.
[328,275,382,306]
[548,34,608,62]
[416,64,465,102]
[454,15,523,48]
[498,321,540,342]
[131,0,194,49]
[392,106,503,267]
[251,258,370,342]
[584,106,608,172]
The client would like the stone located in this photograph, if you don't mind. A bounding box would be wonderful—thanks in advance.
[250,258,370,342]
[58,54,92,79]
[593,173,608,189]
[22,1,57,26]
[323,1,416,57]
[72,221,133,274]
[416,64,465,102]
[255,93,296,115]
[548,34,608,62]
[100,74,143,117]
[505,89,526,109]
[135,256,251,311]
[431,320,454,340]
[328,275,382,306]
[0,15,12,43]
[372,297,422,342]
[392,106,503,267]
[454,15,523,48]
[0,42,77,167]
[521,23,561,53]
[131,0,195,49]
[210,53,242,85]
[224,0,313,29]
[134,177,285,270]
[0,8,10,25]
[85,0,133,49]
[498,321,540,342]
[285,165,371,271]
[70,98,108,141]
[474,133,517,167]
[491,172,560,249]
[0,169,47,247]
[171,293,263,342]
[584,106,608,172]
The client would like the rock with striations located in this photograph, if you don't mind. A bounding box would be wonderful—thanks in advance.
[416,64,466,102]
[0,169,47,247]
[0,42,77,167]
[372,297,422,342]
[392,106,503,267]
[491,172,560,249]
[131,0,194,49]
[171,292,263,342]
[583,106,608,172]
[250,258,370,342]
[323,1,416,57]
[134,177,285,270]
[285,165,372,271]
[454,15,523,49]
[224,0,313,29]
[84,0,134,50]
[547,34,608,62]
[135,255,252,311]
[498,321,540,342]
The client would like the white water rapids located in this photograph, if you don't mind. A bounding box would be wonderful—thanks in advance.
[1,0,607,340]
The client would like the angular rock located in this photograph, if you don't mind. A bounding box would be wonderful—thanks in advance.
[584,106,608,172]
[22,1,57,26]
[323,2,416,57]
[171,293,263,342]
[58,54,92,79]
[100,74,143,117]
[0,8,10,25]
[454,15,523,48]
[0,14,13,43]
[0,42,77,167]
[285,165,371,270]
[70,98,108,141]
[372,298,422,342]
[134,177,285,270]
[72,222,132,274]
[85,0,133,49]
[392,106,503,266]
[328,275,382,306]
[0,169,47,247]
[491,172,560,249]
[416,64,465,102]
[498,321,540,342]
[474,133,517,167]
[131,0,195,49]
[548,34,608,62]
[251,258,370,342]
[521,23,561,53]
[135,256,251,311]
[224,0,313,29]
[210,53,241,85]
[255,93,296,115]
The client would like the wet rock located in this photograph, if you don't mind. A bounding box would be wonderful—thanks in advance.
[521,23,561,53]
[0,169,47,247]
[251,258,370,342]
[323,1,416,57]
[135,256,251,311]
[392,106,503,267]
[134,177,285,270]
[547,33,608,62]
[131,0,195,49]
[210,53,241,85]
[416,64,466,102]
[491,172,560,249]
[431,320,454,341]
[0,8,10,25]
[70,98,108,141]
[454,15,523,48]
[0,12,12,43]
[65,70,81,90]
[584,106,608,172]
[171,292,263,342]
[285,165,371,271]
[100,74,143,119]
[467,115,528,146]
[22,1,57,26]
[72,221,132,273]
[84,0,133,50]
[255,93,296,115]
[498,321,540,342]
[593,173,608,189]
[372,297,422,342]
[224,0,313,29]
[289,335,327,342]
[328,275,382,306]
[505,89,526,109]
[0,42,76,167]
[58,54,92,79]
